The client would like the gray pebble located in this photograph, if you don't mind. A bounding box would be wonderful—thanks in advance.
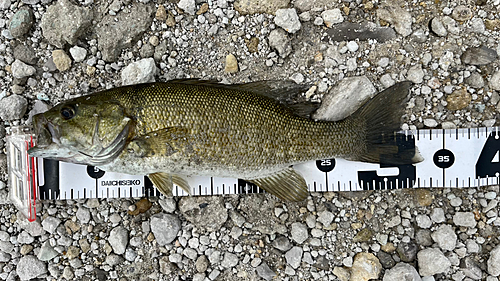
[430,17,447,37]
[108,226,129,255]
[285,246,303,269]
[69,46,87,63]
[208,269,220,280]
[313,76,376,121]
[407,65,424,84]
[0,94,28,120]
[158,198,176,213]
[9,7,34,38]
[290,73,304,84]
[11,59,36,79]
[321,9,343,28]
[430,208,445,223]
[466,72,484,88]
[313,17,323,26]
[150,213,181,246]
[490,71,500,91]
[105,254,124,266]
[274,8,301,33]
[221,252,238,268]
[377,3,412,36]
[397,241,418,262]
[96,4,153,61]
[272,236,291,252]
[268,29,292,58]
[291,222,308,244]
[415,229,433,247]
[40,0,93,48]
[76,207,90,224]
[346,41,359,52]
[37,241,58,261]
[42,216,61,234]
[13,43,37,65]
[431,225,457,251]
[183,248,197,260]
[0,0,11,9]
[121,58,157,86]
[16,255,47,280]
[417,248,451,276]
[378,251,395,269]
[453,212,477,228]
[423,119,438,128]
[256,262,276,281]
[450,197,463,207]
[488,245,500,276]
[461,46,498,66]
[177,0,196,15]
[382,262,421,281]
[416,215,432,229]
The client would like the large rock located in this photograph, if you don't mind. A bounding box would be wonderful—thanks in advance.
[0,95,27,121]
[9,7,34,38]
[490,71,500,91]
[121,58,157,85]
[431,225,457,251]
[97,4,154,62]
[274,8,301,33]
[179,196,227,232]
[417,248,451,277]
[234,0,289,15]
[350,252,382,281]
[11,59,35,79]
[268,29,292,58]
[383,263,421,281]
[294,0,337,12]
[108,227,128,255]
[377,3,412,36]
[41,0,93,48]
[461,45,498,66]
[312,76,376,121]
[16,255,47,281]
[150,213,181,246]
[488,245,500,276]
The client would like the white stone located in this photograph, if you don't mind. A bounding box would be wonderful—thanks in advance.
[121,58,157,86]
[274,8,301,33]
[69,46,87,62]
[177,0,196,15]
[321,9,343,28]
[312,76,376,122]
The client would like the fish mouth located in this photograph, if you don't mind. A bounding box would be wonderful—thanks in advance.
[28,114,62,157]
[31,114,61,148]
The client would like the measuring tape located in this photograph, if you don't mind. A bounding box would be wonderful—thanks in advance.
[6,126,500,220]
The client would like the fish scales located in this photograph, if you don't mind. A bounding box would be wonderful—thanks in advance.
[108,82,363,174]
[29,80,420,201]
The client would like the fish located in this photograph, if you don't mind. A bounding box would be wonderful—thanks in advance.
[28,79,422,201]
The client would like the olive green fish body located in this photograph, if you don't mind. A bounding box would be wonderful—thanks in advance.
[29,80,420,201]
[97,83,363,178]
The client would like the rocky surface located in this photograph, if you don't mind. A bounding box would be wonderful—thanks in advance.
[0,0,500,280]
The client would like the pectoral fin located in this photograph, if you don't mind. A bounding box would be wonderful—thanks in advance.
[148,172,192,196]
[128,127,193,158]
[246,168,308,201]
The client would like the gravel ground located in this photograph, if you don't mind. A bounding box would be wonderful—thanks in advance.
[1,0,500,280]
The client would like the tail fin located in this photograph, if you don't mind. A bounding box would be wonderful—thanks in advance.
[348,81,423,165]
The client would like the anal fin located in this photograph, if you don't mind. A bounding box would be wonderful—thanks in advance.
[148,172,192,196]
[246,168,308,202]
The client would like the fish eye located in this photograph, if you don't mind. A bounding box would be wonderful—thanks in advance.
[60,106,76,120]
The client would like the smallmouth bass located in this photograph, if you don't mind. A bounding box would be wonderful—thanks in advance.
[28,80,421,201]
